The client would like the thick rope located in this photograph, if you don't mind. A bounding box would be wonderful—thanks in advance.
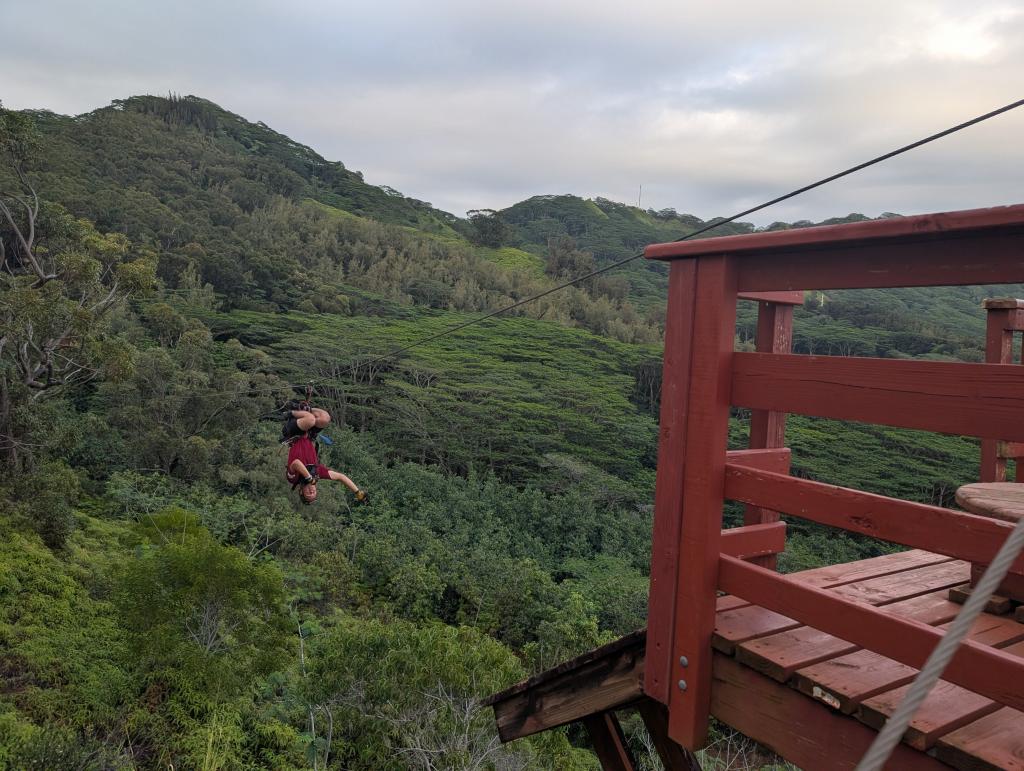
[856,511,1024,771]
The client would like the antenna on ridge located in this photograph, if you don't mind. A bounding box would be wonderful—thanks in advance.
[637,184,642,209]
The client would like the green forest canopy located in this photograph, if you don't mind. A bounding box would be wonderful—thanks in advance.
[0,95,1018,769]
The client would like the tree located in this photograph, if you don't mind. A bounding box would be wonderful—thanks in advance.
[0,104,155,466]
[466,209,512,248]
[544,236,595,281]
[117,508,291,764]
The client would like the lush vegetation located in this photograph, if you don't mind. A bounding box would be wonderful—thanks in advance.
[0,95,1017,769]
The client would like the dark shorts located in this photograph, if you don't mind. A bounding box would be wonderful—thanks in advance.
[286,463,333,485]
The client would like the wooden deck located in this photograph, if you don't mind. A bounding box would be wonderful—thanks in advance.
[486,550,1024,770]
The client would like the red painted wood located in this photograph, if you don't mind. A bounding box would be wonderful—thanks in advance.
[972,561,1024,604]
[748,303,794,454]
[710,653,945,771]
[583,712,637,771]
[737,290,804,305]
[713,605,800,655]
[645,203,1024,262]
[982,308,1016,481]
[794,550,954,588]
[859,681,1003,751]
[935,707,1024,770]
[828,561,970,604]
[724,447,790,473]
[731,352,1024,441]
[860,639,1024,752]
[713,557,958,655]
[668,255,738,749]
[645,259,698,706]
[714,550,948,623]
[723,465,1024,577]
[635,700,702,771]
[744,302,794,568]
[737,586,968,683]
[731,232,1024,290]
[794,603,1016,716]
[717,556,1024,712]
[798,651,920,715]
[983,298,1024,311]
[999,441,1024,458]
[719,522,786,561]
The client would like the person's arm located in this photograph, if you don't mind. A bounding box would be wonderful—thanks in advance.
[290,410,318,432]
[325,469,360,493]
[289,458,316,484]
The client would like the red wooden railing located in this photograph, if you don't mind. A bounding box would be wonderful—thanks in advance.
[982,297,1024,482]
[643,204,1024,749]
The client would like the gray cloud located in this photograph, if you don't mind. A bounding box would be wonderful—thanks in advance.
[2,0,1022,224]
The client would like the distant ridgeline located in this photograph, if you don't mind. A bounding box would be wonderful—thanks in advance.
[7,93,1019,359]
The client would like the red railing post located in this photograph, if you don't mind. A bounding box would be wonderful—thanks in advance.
[645,259,698,707]
[744,295,800,568]
[667,254,738,749]
[981,298,1024,482]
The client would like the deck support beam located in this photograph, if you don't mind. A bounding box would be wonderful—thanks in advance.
[637,700,702,771]
[583,712,637,771]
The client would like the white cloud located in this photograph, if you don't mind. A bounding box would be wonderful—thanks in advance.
[1,0,1022,224]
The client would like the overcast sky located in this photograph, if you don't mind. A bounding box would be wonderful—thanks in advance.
[3,0,1022,224]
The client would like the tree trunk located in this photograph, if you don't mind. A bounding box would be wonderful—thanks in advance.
[0,374,16,468]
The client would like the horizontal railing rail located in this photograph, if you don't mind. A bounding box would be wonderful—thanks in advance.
[723,464,1024,578]
[731,352,1024,440]
[733,230,1024,291]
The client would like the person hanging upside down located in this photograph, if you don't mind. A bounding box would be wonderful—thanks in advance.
[282,405,368,505]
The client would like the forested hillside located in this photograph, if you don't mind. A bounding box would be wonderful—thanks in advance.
[0,95,1016,769]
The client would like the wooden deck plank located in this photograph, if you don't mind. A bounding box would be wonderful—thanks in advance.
[737,627,855,682]
[709,653,946,770]
[793,605,1019,714]
[858,639,1024,752]
[860,681,1001,752]
[795,650,919,714]
[934,708,1024,771]
[795,550,954,588]
[713,605,799,655]
[828,560,970,605]
[737,590,962,683]
[715,594,749,612]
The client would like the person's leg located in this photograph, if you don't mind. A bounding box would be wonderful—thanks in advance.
[311,408,331,429]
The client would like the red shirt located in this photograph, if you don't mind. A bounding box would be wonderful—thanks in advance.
[285,435,331,484]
